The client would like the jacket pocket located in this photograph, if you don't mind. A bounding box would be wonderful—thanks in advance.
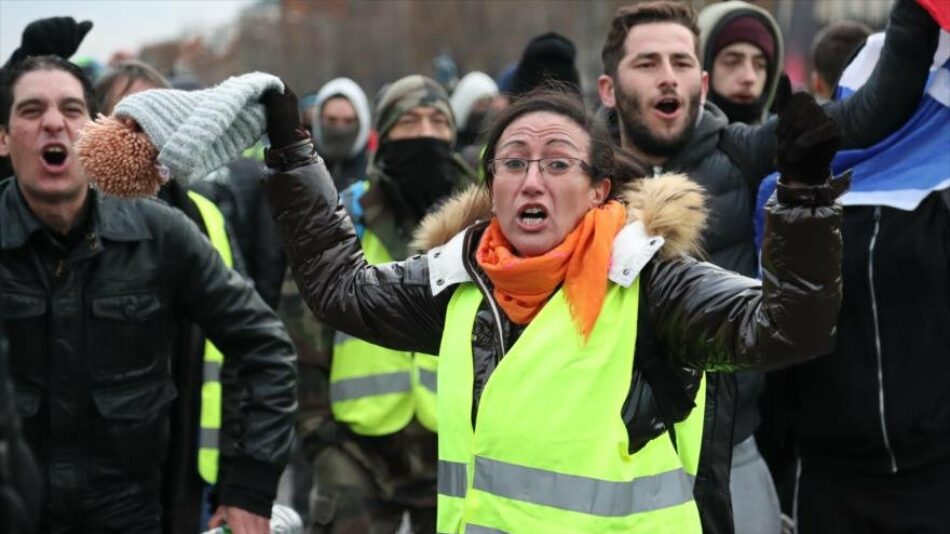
[91,377,177,476]
[0,292,47,383]
[89,293,163,376]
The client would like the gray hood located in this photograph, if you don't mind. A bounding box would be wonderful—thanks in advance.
[698,1,785,123]
[312,77,372,158]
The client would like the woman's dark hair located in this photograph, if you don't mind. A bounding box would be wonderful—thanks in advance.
[480,89,646,198]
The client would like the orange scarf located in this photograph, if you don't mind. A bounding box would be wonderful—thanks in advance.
[476,200,627,341]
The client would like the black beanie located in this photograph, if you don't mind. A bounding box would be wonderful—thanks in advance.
[509,32,581,97]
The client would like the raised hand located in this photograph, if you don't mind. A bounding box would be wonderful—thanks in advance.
[15,17,93,63]
[260,85,306,151]
[773,80,841,186]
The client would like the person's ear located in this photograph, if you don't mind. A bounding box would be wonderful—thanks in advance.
[598,74,617,108]
[0,127,10,157]
[591,178,612,206]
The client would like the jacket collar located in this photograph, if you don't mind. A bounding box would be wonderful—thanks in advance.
[0,178,43,250]
[661,103,728,173]
[425,220,665,297]
[1,178,151,250]
[95,191,153,242]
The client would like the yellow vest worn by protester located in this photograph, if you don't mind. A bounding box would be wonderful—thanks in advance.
[436,279,702,533]
[330,227,438,435]
[187,191,233,485]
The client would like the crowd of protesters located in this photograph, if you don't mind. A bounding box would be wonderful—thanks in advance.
[0,1,947,533]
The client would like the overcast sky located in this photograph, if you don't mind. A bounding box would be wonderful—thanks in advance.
[1,0,255,64]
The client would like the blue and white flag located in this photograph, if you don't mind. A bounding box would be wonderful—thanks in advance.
[754,30,950,251]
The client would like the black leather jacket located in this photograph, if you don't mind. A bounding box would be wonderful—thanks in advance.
[0,179,297,532]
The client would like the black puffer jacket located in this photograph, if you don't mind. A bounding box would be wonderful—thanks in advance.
[0,179,297,532]
[264,147,843,517]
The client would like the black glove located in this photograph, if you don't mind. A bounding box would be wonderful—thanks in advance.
[773,78,841,186]
[260,85,307,151]
[8,17,93,66]
[768,73,791,116]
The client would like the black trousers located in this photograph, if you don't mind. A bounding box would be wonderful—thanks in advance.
[796,457,950,534]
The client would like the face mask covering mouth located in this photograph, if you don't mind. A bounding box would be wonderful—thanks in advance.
[376,137,457,220]
[320,124,359,161]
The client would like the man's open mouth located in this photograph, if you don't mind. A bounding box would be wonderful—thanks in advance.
[518,206,548,227]
[42,145,68,166]
[654,96,681,116]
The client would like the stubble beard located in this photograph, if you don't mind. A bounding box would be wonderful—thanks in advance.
[614,85,702,159]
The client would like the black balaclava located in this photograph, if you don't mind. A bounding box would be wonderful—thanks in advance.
[376,137,457,221]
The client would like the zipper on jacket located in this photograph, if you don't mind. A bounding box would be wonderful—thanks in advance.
[652,166,662,178]
[461,228,507,357]
[868,206,898,474]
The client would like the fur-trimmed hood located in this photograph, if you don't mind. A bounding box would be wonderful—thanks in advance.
[411,172,708,260]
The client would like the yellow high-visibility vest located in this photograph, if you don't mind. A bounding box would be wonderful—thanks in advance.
[329,227,438,435]
[436,281,702,533]
[187,191,233,484]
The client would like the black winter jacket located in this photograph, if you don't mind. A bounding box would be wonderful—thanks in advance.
[0,179,297,532]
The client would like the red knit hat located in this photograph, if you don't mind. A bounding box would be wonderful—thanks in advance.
[713,15,775,62]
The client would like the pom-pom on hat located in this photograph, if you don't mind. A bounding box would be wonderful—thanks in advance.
[78,72,283,197]
[77,116,165,198]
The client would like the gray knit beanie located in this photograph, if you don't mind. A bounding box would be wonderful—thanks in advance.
[113,72,283,183]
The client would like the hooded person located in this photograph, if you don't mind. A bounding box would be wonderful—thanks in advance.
[451,71,500,149]
[311,77,372,191]
[451,71,505,169]
[275,74,475,532]
[699,1,785,125]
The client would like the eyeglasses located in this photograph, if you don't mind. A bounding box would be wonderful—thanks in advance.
[488,157,592,179]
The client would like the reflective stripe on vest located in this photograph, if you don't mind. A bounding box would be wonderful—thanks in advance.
[437,282,701,533]
[329,226,438,435]
[188,191,232,484]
